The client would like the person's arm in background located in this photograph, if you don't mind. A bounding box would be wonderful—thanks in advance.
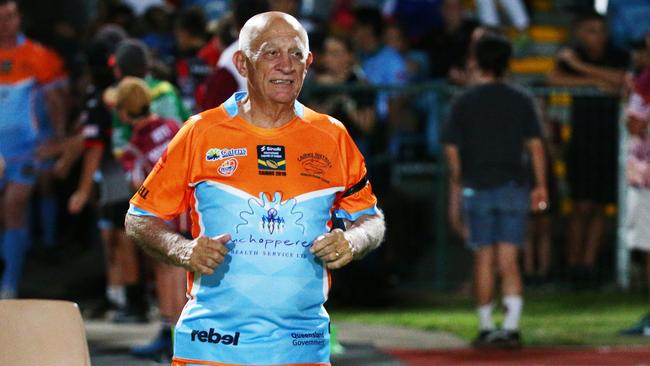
[68,144,103,214]
[0,153,5,179]
[527,138,548,212]
[444,144,467,239]
[44,84,68,138]
[556,48,626,88]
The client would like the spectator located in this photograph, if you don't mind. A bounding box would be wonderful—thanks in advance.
[108,77,187,359]
[620,68,650,336]
[140,5,176,67]
[352,5,408,163]
[309,35,376,153]
[607,0,650,51]
[200,0,269,110]
[442,33,547,348]
[173,6,212,112]
[547,12,628,288]
[419,0,478,84]
[110,38,189,155]
[0,0,67,299]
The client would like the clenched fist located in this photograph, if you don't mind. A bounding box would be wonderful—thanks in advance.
[175,234,231,275]
[310,229,356,270]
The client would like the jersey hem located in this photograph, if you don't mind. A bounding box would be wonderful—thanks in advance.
[172,356,330,366]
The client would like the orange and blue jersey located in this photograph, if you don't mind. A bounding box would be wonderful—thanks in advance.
[129,92,379,366]
[0,34,66,157]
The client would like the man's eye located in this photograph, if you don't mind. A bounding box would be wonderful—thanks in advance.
[293,52,303,59]
[266,50,278,57]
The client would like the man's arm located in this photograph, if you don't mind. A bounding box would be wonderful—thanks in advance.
[310,210,385,270]
[527,138,548,212]
[125,214,229,275]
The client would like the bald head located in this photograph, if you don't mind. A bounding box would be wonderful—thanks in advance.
[239,11,309,61]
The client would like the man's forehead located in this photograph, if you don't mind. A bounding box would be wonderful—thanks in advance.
[249,17,306,46]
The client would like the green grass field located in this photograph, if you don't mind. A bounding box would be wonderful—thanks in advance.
[331,291,650,346]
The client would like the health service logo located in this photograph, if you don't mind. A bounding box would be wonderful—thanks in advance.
[205,147,247,161]
[237,192,305,235]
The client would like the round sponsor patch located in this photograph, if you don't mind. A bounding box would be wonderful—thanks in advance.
[218,158,238,176]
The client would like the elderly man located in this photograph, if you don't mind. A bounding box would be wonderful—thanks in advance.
[125,11,385,366]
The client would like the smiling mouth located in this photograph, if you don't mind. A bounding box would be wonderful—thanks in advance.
[270,79,293,84]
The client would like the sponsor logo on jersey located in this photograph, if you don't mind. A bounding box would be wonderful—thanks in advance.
[218,158,238,176]
[190,328,240,346]
[257,145,286,176]
[137,185,150,200]
[291,331,326,346]
[298,152,332,183]
[205,147,247,161]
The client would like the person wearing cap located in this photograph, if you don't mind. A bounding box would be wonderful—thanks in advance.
[110,38,189,158]
[109,77,189,358]
[125,11,385,366]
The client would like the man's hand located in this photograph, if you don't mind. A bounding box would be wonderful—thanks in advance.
[530,186,549,213]
[175,234,230,275]
[558,48,583,71]
[310,229,355,269]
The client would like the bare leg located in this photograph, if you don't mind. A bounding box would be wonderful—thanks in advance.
[115,229,140,285]
[156,263,187,324]
[475,246,496,305]
[497,243,523,296]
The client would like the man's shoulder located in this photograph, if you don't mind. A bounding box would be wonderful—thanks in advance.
[182,106,233,133]
[300,106,349,137]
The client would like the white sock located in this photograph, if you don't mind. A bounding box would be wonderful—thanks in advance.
[503,295,523,331]
[107,285,126,308]
[478,303,495,331]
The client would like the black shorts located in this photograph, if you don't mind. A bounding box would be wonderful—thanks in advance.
[98,200,130,230]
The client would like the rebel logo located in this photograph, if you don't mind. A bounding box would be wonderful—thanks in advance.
[191,328,241,346]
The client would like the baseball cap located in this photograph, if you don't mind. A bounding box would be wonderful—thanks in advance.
[106,77,151,118]
[113,39,150,78]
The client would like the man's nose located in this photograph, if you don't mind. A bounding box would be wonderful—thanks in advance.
[276,52,294,73]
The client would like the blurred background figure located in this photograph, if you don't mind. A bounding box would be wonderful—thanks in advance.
[547,12,628,289]
[0,0,67,299]
[620,68,650,337]
[474,0,530,32]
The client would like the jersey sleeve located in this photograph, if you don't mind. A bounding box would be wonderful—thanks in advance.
[128,120,195,220]
[33,46,66,87]
[333,128,379,221]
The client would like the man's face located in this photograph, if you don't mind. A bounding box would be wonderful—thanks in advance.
[0,1,20,42]
[238,19,312,105]
[576,19,607,53]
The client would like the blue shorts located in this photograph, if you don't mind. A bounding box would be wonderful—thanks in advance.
[0,156,38,190]
[462,182,530,250]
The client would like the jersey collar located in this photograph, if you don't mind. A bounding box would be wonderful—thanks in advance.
[223,91,305,119]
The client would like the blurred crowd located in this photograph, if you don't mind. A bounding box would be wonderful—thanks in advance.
[3,0,650,358]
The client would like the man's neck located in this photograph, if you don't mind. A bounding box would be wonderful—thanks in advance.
[0,35,18,49]
[238,95,296,129]
[476,73,500,84]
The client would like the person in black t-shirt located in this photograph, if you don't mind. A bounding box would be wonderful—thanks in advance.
[442,33,547,348]
[547,12,628,287]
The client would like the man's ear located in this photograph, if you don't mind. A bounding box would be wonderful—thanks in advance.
[306,52,314,70]
[233,50,248,78]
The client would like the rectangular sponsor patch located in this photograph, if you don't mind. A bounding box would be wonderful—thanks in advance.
[257,145,286,176]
